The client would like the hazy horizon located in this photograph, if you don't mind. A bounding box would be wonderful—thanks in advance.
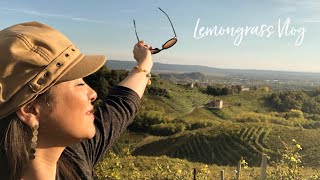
[108,59,320,74]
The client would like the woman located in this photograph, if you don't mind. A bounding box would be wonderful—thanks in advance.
[0,21,153,180]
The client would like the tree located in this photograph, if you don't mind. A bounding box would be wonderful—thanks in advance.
[262,86,269,92]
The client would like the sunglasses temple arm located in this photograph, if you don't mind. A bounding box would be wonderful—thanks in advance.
[133,20,140,42]
[158,7,177,38]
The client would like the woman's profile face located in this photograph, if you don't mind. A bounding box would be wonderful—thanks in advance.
[37,78,97,148]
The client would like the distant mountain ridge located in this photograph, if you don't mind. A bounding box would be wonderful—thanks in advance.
[106,60,320,81]
[159,72,206,81]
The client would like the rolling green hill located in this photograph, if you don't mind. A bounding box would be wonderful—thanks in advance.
[87,67,320,179]
[131,123,320,167]
[114,74,320,168]
[138,75,212,119]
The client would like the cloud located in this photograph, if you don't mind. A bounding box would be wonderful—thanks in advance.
[301,18,320,23]
[119,9,137,14]
[274,0,320,23]
[0,7,110,25]
[159,26,173,31]
[1,7,66,18]
[302,1,320,9]
[70,17,108,24]
[276,0,320,9]
[277,7,297,13]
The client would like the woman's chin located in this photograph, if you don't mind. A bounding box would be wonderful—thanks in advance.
[87,128,96,139]
[75,128,96,142]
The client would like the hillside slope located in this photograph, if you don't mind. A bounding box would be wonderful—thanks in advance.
[132,123,320,166]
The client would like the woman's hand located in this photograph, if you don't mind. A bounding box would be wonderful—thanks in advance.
[118,41,154,98]
[133,41,153,71]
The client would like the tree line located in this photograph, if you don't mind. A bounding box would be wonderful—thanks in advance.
[205,85,243,96]
[267,90,320,115]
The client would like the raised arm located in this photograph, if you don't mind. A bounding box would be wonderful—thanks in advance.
[118,41,153,98]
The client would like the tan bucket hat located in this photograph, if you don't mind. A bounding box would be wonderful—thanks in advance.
[0,21,106,119]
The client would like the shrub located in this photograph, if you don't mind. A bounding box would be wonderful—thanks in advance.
[128,111,165,132]
[303,121,320,129]
[268,138,303,179]
[147,86,170,98]
[305,113,320,122]
[285,109,304,119]
[188,121,214,130]
[150,123,186,136]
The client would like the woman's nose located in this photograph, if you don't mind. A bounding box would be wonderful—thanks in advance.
[89,87,97,102]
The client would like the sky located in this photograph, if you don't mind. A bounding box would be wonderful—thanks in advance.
[1,0,320,73]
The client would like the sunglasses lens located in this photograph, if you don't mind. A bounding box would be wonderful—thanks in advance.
[163,38,177,49]
[151,48,161,54]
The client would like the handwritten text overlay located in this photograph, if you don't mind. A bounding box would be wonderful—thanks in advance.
[194,17,305,46]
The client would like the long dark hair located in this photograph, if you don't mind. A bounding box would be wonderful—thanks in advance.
[0,91,78,180]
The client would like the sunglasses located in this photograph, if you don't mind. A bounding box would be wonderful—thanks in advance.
[133,7,177,54]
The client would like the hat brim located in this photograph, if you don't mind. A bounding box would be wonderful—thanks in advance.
[57,55,106,83]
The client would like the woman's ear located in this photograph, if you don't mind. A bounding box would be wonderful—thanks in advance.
[16,102,40,128]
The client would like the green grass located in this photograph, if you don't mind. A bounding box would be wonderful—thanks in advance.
[179,107,222,122]
[218,90,272,115]
[208,108,233,120]
[94,155,320,180]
